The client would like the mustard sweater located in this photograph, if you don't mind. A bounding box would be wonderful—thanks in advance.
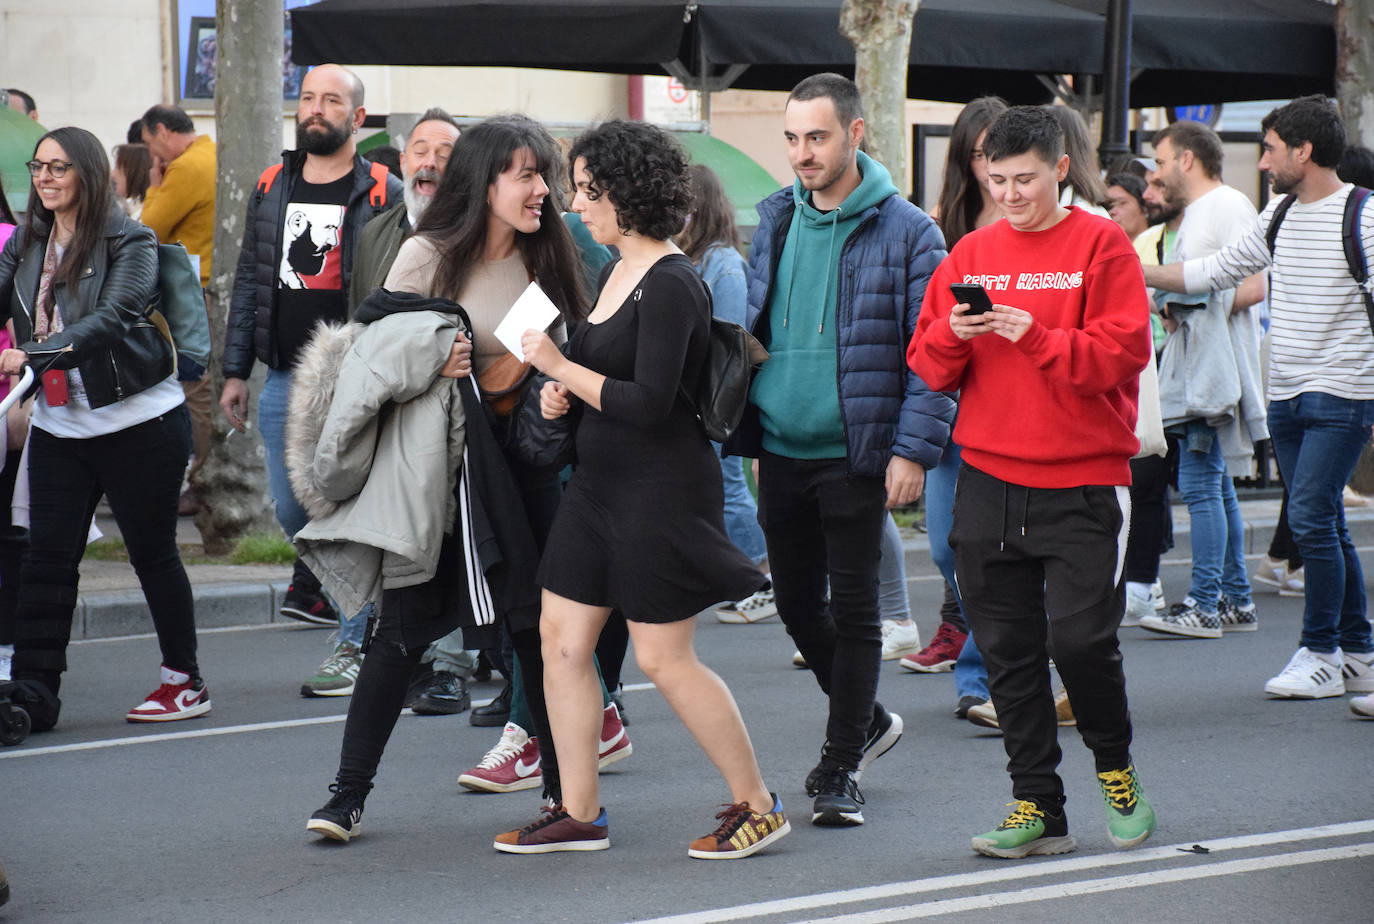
[141,134,216,285]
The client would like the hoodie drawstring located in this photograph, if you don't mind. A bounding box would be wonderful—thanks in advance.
[998,483,1030,552]
[781,202,843,333]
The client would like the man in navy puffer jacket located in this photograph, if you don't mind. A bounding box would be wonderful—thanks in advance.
[724,73,953,828]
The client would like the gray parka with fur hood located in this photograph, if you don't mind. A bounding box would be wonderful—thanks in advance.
[285,307,467,621]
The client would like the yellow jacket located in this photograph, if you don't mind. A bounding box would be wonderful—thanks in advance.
[141,134,215,285]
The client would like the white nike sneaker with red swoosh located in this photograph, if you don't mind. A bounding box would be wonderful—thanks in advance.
[126,665,212,723]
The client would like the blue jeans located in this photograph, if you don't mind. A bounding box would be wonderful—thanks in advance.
[259,368,367,647]
[926,440,989,700]
[1268,393,1374,655]
[1175,421,1250,612]
[714,446,768,564]
[878,513,909,621]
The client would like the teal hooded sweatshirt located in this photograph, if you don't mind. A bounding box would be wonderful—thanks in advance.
[750,150,899,458]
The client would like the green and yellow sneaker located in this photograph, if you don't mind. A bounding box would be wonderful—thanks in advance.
[971,800,1077,859]
[1098,765,1156,848]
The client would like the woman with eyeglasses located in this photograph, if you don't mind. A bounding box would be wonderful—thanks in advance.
[0,127,205,731]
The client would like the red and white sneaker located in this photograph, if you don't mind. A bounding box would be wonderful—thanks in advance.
[598,702,633,769]
[458,723,542,793]
[126,665,212,723]
[899,621,969,673]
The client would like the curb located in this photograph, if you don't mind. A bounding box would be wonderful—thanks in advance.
[77,581,293,640]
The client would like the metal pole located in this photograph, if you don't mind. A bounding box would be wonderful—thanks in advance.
[1098,0,1132,169]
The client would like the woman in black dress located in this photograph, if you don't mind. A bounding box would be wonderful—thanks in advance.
[495,121,789,859]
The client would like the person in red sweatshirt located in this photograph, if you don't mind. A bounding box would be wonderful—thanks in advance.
[909,106,1156,859]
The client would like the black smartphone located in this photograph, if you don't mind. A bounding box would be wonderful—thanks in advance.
[949,283,994,316]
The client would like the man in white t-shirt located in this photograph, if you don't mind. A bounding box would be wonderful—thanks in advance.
[1138,121,1267,641]
[1143,96,1374,708]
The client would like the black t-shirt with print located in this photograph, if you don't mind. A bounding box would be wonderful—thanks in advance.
[274,172,352,369]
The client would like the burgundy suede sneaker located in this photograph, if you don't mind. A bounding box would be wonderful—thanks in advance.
[493,805,610,854]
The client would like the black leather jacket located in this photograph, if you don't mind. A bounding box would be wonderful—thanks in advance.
[0,204,173,409]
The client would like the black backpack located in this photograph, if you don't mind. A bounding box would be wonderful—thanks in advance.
[1265,185,1374,332]
[680,313,770,443]
[628,279,769,443]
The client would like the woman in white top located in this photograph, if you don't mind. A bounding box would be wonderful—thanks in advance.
[0,127,202,731]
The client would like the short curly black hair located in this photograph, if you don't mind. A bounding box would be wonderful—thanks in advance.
[568,120,691,240]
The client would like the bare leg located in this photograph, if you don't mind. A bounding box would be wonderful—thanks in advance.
[628,616,773,812]
[540,589,611,823]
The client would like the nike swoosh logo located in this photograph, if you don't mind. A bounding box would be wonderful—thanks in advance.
[175,689,202,709]
[514,758,541,777]
[600,728,624,752]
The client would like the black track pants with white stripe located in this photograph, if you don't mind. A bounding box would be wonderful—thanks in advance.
[949,462,1135,813]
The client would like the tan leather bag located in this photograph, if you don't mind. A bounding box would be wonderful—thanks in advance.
[477,352,533,418]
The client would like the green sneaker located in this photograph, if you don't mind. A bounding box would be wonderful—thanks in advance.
[300,642,363,698]
[971,800,1077,859]
[1098,765,1156,848]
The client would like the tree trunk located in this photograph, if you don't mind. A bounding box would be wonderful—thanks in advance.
[840,0,921,194]
[1336,0,1374,148]
[190,0,283,554]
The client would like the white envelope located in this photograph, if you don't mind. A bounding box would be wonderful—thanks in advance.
[494,281,561,359]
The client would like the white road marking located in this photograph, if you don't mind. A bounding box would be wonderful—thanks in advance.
[806,843,1374,923]
[0,681,657,760]
[0,713,350,758]
[629,820,1374,924]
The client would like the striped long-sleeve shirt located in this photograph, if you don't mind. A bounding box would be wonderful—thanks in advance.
[1183,183,1374,401]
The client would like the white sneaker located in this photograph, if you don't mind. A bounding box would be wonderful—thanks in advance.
[1341,651,1374,693]
[1253,556,1304,596]
[1123,591,1152,628]
[1264,647,1345,699]
[716,587,777,624]
[1278,568,1305,597]
[879,620,921,660]
[1150,580,1166,611]
[1351,693,1374,718]
[0,643,11,682]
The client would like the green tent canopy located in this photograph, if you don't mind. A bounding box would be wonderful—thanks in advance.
[551,128,779,236]
[670,132,780,235]
[0,104,46,219]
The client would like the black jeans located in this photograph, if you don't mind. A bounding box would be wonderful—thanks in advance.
[1267,487,1303,570]
[12,410,195,692]
[1124,453,1171,584]
[757,453,886,769]
[949,463,1134,813]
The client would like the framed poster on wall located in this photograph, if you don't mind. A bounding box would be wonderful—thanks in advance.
[175,0,312,106]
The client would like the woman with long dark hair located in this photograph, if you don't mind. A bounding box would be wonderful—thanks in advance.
[495,120,787,858]
[0,127,202,729]
[304,115,601,841]
[933,96,1007,249]
[901,99,1008,706]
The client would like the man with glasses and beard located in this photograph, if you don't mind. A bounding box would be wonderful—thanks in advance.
[221,65,402,683]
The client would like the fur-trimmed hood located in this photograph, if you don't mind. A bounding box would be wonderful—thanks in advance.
[285,319,363,519]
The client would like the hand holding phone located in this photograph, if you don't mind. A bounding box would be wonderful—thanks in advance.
[949,283,994,316]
